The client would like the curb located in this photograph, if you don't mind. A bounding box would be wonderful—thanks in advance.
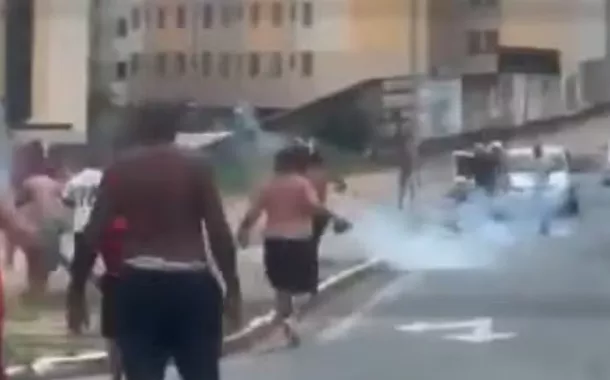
[7,258,382,380]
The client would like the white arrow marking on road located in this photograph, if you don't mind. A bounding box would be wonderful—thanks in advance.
[396,318,484,333]
[396,317,516,343]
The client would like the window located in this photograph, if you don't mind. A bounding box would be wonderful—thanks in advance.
[130,53,140,74]
[116,17,127,37]
[234,54,243,76]
[268,52,282,77]
[144,8,151,27]
[289,53,296,69]
[202,4,213,28]
[221,5,231,26]
[177,5,186,28]
[234,5,244,21]
[248,53,260,77]
[250,2,260,27]
[176,52,186,74]
[116,61,127,80]
[302,2,312,27]
[290,2,297,21]
[467,29,498,55]
[201,51,212,76]
[131,7,141,30]
[469,0,498,8]
[271,2,283,26]
[158,7,166,28]
[219,53,230,78]
[300,51,313,76]
[156,53,167,75]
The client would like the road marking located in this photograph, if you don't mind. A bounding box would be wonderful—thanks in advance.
[317,273,423,343]
[397,317,516,344]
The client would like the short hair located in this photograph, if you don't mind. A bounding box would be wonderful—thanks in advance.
[274,144,310,173]
[126,102,186,145]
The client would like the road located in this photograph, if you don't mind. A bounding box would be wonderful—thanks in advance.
[67,171,610,380]
[56,113,610,380]
[216,173,610,380]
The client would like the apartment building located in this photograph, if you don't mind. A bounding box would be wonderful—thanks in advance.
[104,0,430,110]
[432,0,605,108]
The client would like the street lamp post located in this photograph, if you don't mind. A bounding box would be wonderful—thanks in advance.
[409,0,422,189]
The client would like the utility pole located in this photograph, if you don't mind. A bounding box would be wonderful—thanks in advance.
[409,0,422,188]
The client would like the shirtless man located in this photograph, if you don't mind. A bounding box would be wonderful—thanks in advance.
[69,104,240,380]
[10,141,67,300]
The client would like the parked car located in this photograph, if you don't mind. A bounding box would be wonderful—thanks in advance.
[449,144,579,216]
[502,145,579,216]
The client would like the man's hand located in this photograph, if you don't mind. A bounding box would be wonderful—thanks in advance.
[66,290,90,335]
[236,227,250,249]
[332,216,353,235]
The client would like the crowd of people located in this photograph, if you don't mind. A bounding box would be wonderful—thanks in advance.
[0,105,352,380]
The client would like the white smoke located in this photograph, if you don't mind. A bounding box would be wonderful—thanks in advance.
[344,190,570,271]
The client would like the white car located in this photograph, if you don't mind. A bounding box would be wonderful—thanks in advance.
[501,145,579,216]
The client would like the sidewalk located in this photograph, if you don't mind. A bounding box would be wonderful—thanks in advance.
[3,110,609,366]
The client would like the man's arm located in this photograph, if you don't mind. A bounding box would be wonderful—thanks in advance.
[195,160,239,292]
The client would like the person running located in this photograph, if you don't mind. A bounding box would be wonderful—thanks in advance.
[397,126,418,209]
[63,156,125,377]
[62,156,103,271]
[4,141,45,270]
[237,145,350,347]
[14,142,67,301]
[67,215,127,380]
[532,143,552,235]
[70,104,241,380]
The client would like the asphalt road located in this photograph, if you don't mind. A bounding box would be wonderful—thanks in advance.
[216,175,610,380]
[69,171,610,380]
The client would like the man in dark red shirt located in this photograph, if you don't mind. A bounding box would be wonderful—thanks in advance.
[68,104,241,380]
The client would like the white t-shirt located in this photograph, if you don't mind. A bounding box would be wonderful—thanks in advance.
[62,168,103,232]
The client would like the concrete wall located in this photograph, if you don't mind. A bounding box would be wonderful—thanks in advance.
[500,0,606,112]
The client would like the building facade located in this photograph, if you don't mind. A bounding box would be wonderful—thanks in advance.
[103,0,429,109]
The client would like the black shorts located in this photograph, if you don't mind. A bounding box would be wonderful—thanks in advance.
[264,238,318,294]
[100,274,119,339]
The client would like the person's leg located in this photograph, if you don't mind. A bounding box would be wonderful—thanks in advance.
[169,270,223,380]
[116,269,169,380]
[101,274,122,380]
[106,340,122,380]
[397,169,407,209]
[275,290,299,346]
[4,234,15,270]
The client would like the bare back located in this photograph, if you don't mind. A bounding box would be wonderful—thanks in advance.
[101,146,214,262]
[256,174,319,239]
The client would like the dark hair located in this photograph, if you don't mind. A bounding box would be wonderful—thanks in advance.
[126,103,185,145]
[274,145,310,173]
[308,150,324,167]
